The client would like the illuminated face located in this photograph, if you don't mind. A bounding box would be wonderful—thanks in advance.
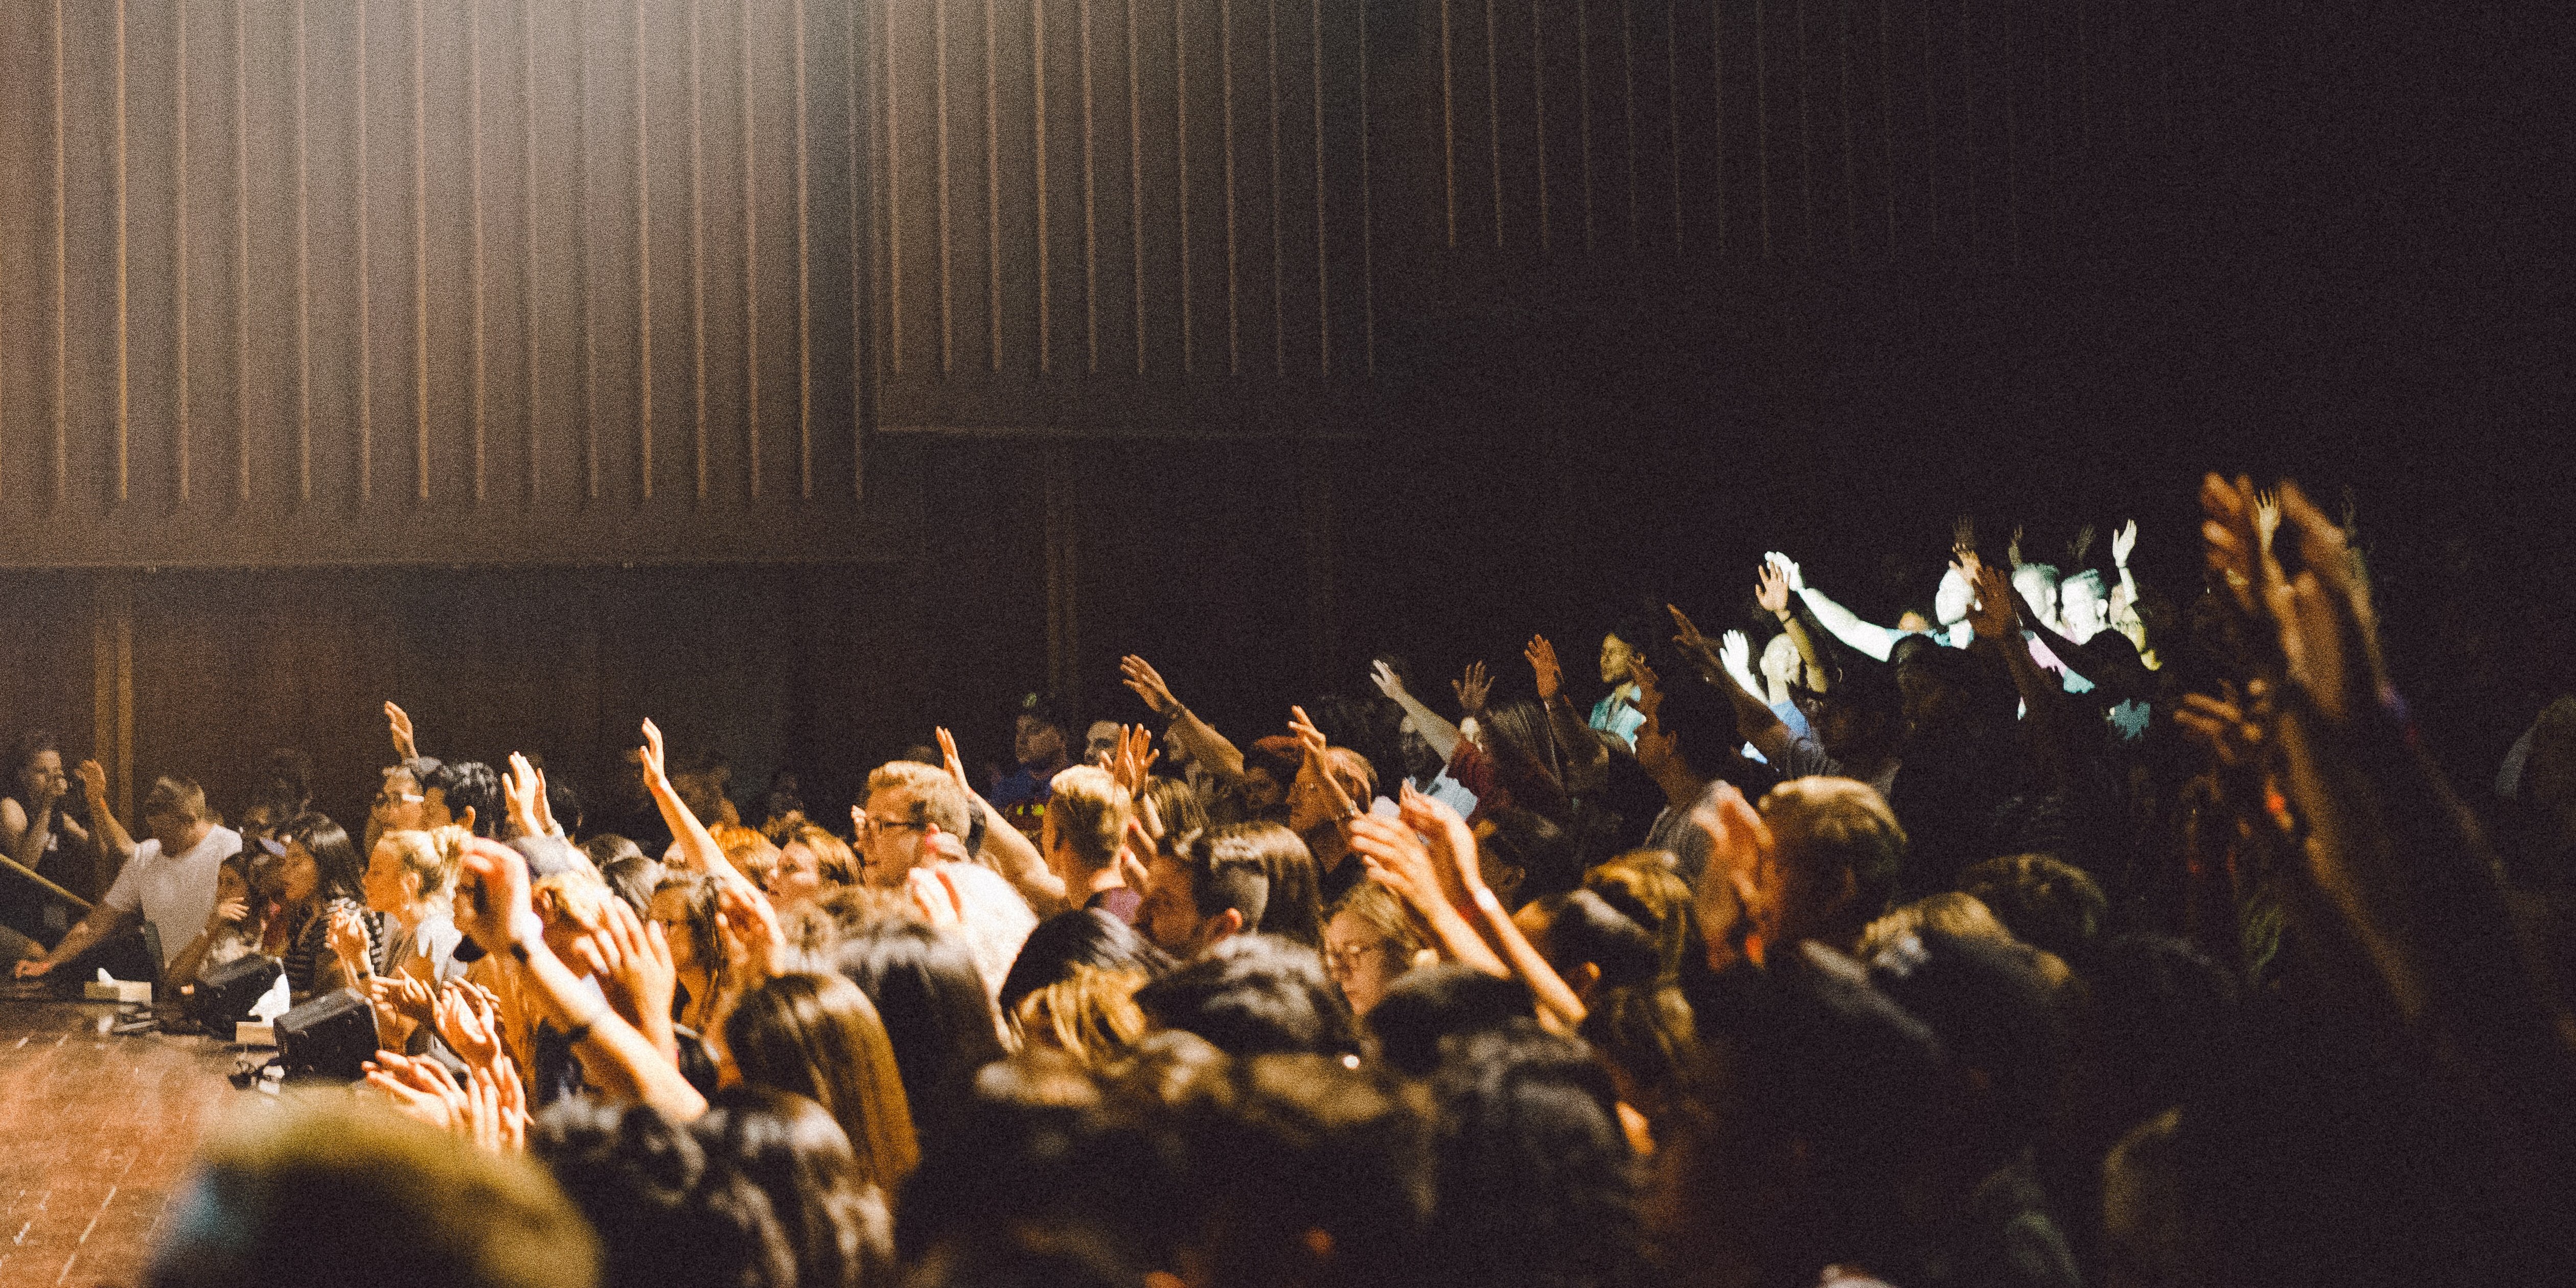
[773,841,824,904]
[280,840,321,905]
[1599,634,1638,685]
[19,749,64,801]
[1083,721,1122,768]
[1324,907,1404,1016]
[2060,577,2109,642]
[1140,852,1206,955]
[1760,632,1802,688]
[857,788,931,888]
[1934,568,1973,627]
[362,837,414,914]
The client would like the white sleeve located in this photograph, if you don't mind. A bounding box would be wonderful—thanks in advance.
[100,843,151,914]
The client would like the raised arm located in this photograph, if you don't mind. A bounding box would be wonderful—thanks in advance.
[78,759,136,870]
[1121,655,1246,782]
[1346,813,1509,978]
[935,726,1065,914]
[1963,559,2082,792]
[1781,557,1903,663]
[1757,557,1829,693]
[639,720,742,885]
[455,836,707,1119]
[1369,661,1463,762]
[1525,636,1605,785]
[1404,790,1589,1031]
[1715,631,1796,764]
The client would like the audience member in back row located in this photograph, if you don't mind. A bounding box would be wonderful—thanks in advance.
[92,475,2576,1288]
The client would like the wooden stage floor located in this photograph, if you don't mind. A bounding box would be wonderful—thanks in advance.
[0,999,258,1288]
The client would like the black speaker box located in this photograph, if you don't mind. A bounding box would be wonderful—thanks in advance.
[181,954,283,1030]
[275,987,380,1082]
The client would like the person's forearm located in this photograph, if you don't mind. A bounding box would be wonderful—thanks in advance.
[1166,706,1248,781]
[1716,664,1793,764]
[41,909,129,969]
[1541,696,1596,772]
[647,774,740,884]
[167,928,220,986]
[88,796,136,867]
[509,936,707,1119]
[1780,617,1827,692]
[973,797,1068,914]
[1796,586,1898,662]
[1467,886,1587,1030]
[5,804,52,872]
[1385,688,1463,762]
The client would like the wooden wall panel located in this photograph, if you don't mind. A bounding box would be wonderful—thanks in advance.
[0,0,878,568]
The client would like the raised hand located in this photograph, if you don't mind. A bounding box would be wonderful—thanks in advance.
[2007,523,2027,569]
[327,906,376,980]
[1966,562,2022,642]
[364,1050,466,1133]
[2112,518,2138,568]
[1111,725,1159,798]
[2254,489,2282,547]
[386,701,419,762]
[454,837,541,959]
[1289,705,1331,762]
[1367,659,1411,702]
[1120,655,1181,717]
[204,892,251,934]
[75,758,107,802]
[714,877,790,987]
[639,718,670,787]
[933,726,978,803]
[1396,785,1481,909]
[2199,475,2382,723]
[1630,655,1665,724]
[2175,689,2268,771]
[575,895,678,1041]
[1452,662,1492,716]
[2070,523,2098,566]
[1718,630,1757,691]
[1524,635,1563,703]
[1667,604,1717,659]
[1689,782,1772,963]
[1763,553,1806,592]
[1755,560,1793,616]
[503,753,547,840]
[1952,516,1979,560]
[1346,812,1445,913]
[459,1059,528,1155]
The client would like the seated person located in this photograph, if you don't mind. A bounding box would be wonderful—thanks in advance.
[14,773,240,982]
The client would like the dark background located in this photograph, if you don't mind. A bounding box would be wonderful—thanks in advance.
[0,0,2568,840]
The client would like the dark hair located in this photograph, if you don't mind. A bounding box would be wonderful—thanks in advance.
[835,921,1010,1160]
[1479,806,1581,904]
[1140,776,1207,839]
[1651,676,1742,783]
[723,973,922,1196]
[1477,699,1560,785]
[1864,928,2066,1167]
[654,873,732,1019]
[693,1087,893,1288]
[1577,982,1700,1126]
[1957,852,2109,966]
[1364,964,1539,1077]
[545,776,585,835]
[256,748,315,819]
[8,729,57,782]
[1230,823,1322,949]
[284,813,366,904]
[1132,934,1360,1057]
[425,761,503,839]
[599,854,661,916]
[1524,890,1661,994]
[2086,932,2239,1124]
[1000,909,1175,1018]
[1425,1025,1650,1288]
[532,1098,796,1288]
[1175,823,1287,929]
[1181,1054,1437,1288]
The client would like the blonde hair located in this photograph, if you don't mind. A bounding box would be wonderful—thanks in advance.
[863,761,970,837]
[532,868,613,936]
[711,822,783,888]
[376,826,468,907]
[1326,877,1425,962]
[1011,964,1149,1068]
[1758,776,1909,913]
[780,823,859,887]
[725,972,922,1194]
[1045,765,1133,873]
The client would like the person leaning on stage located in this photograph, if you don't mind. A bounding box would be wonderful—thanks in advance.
[12,768,240,979]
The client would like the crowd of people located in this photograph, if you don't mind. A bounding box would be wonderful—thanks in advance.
[4,474,2573,1288]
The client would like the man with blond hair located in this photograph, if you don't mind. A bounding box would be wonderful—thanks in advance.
[1042,765,1139,923]
[1746,776,1909,961]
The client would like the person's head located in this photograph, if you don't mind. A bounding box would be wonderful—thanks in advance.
[1473,804,1579,908]
[1323,878,1427,1017]
[1362,963,1538,1078]
[375,762,433,833]
[422,761,501,839]
[1015,697,1073,773]
[593,851,660,917]
[2012,561,2063,631]
[1632,677,1739,788]
[2059,569,2111,642]
[1933,563,1974,627]
[141,775,213,848]
[1139,774,1207,841]
[1014,964,1152,1067]
[771,823,858,907]
[1512,889,1661,1004]
[1397,715,1444,782]
[1956,852,2108,965]
[723,971,922,1196]
[1750,777,1907,957]
[10,730,64,801]
[533,1098,794,1288]
[1042,765,1133,885]
[859,760,971,888]
[1599,630,1641,685]
[1133,933,1361,1057]
[1424,1025,1647,1288]
[1759,630,1804,692]
[1220,820,1323,950]
[1583,850,1704,982]
[1081,720,1123,769]
[1180,1053,1436,1288]
[365,826,464,918]
[1856,890,2015,961]
[670,749,735,830]
[833,921,1010,1158]
[1577,982,1700,1134]
[1289,746,1378,837]
[581,832,646,875]
[213,852,256,918]
[1863,928,2068,1171]
[1000,907,1175,1018]
[1802,666,1899,762]
[149,1101,597,1288]
[1891,635,2015,746]
[280,813,365,907]
[692,1086,894,1288]
[648,873,731,1022]
[1142,822,1284,956]
[1239,739,1303,819]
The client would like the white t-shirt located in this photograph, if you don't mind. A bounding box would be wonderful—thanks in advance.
[101,824,241,967]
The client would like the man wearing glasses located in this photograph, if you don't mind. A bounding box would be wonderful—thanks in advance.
[854,760,1035,995]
